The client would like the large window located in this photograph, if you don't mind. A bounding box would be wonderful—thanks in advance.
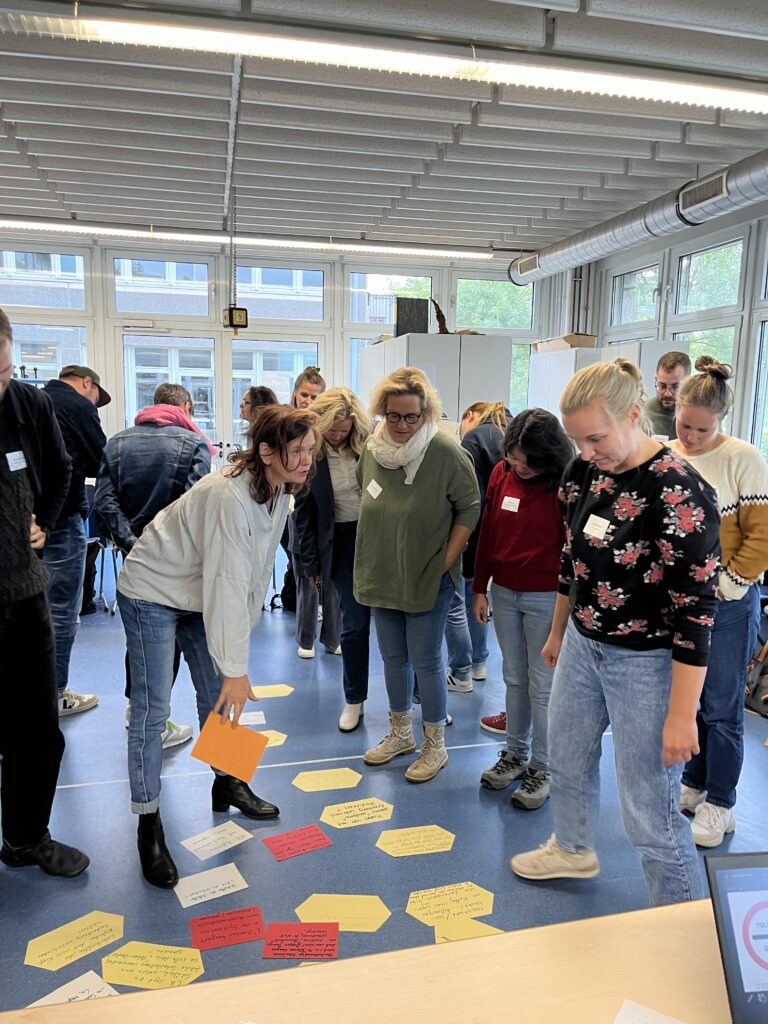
[751,322,768,460]
[610,265,659,325]
[232,338,318,439]
[349,272,431,325]
[455,278,533,330]
[236,265,324,321]
[673,326,736,367]
[123,335,216,436]
[114,258,209,316]
[0,250,85,309]
[9,323,87,385]
[676,239,743,315]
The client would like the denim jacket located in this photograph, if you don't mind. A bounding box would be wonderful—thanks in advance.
[95,423,211,552]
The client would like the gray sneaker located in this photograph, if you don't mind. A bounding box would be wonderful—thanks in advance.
[511,768,551,810]
[480,750,529,790]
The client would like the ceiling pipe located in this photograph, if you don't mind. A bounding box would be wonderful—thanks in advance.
[508,146,768,285]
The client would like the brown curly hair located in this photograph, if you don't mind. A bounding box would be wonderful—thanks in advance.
[228,405,319,503]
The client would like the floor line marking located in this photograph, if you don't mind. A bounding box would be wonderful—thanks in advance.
[54,741,500,790]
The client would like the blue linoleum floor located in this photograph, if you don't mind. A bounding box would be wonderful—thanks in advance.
[2,560,767,1010]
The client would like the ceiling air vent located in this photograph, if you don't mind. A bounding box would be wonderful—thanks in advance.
[516,253,540,276]
[679,173,728,215]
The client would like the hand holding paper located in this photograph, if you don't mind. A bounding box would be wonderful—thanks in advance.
[190,712,268,782]
[213,675,252,727]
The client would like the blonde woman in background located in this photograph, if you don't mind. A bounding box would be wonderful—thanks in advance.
[355,368,479,783]
[670,356,768,847]
[511,359,720,906]
[294,388,372,732]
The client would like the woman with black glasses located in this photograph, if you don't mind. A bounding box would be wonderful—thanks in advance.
[354,368,480,784]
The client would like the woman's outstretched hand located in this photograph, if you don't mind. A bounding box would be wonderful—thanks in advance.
[214,675,252,728]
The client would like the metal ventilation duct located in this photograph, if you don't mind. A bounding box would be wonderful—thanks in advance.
[508,146,768,285]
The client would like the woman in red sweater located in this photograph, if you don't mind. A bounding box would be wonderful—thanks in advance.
[473,409,572,809]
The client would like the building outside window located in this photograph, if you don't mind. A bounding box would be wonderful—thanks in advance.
[0,250,85,309]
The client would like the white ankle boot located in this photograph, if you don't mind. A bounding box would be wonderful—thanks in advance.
[363,712,416,765]
[338,703,363,732]
[405,723,448,783]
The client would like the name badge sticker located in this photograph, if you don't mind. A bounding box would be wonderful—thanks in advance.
[501,495,520,512]
[583,514,611,540]
[6,450,27,472]
[366,479,382,500]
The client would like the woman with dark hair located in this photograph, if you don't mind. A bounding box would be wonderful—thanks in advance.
[290,366,326,409]
[473,409,571,808]
[117,405,318,889]
[240,385,278,424]
[670,356,768,847]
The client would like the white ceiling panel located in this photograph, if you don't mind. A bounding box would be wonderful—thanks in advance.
[586,0,768,41]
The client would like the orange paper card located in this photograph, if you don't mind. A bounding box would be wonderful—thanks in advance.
[190,713,268,782]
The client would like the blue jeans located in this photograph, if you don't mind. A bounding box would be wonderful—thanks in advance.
[491,584,555,771]
[42,514,87,692]
[373,573,454,725]
[117,594,224,814]
[549,622,706,906]
[683,586,760,809]
[444,577,489,679]
[331,522,371,705]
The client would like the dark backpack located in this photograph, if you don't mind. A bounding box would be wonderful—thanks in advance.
[277,563,297,612]
[745,640,768,718]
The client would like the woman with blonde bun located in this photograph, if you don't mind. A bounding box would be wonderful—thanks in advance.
[670,355,768,848]
[511,358,720,906]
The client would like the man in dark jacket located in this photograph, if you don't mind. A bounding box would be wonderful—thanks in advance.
[95,382,211,749]
[43,363,110,716]
[0,311,89,877]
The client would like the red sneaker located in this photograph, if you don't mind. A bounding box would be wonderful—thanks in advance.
[480,712,506,736]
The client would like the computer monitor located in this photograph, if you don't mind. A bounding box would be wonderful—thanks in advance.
[705,851,768,1024]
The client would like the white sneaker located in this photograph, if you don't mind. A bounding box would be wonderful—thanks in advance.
[298,646,315,659]
[471,664,487,681]
[338,703,363,732]
[511,834,600,881]
[679,784,707,814]
[326,644,342,655]
[691,801,735,848]
[161,720,194,750]
[58,689,99,717]
[446,671,472,693]
[124,702,131,729]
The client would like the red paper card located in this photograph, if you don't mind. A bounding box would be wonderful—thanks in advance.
[262,824,333,862]
[261,922,339,960]
[189,905,266,951]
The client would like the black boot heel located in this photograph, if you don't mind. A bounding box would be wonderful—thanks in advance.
[137,811,178,889]
[211,775,279,820]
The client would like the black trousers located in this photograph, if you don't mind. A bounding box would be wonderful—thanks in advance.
[0,592,65,847]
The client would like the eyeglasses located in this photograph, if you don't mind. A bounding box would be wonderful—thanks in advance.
[385,411,423,424]
[655,380,681,394]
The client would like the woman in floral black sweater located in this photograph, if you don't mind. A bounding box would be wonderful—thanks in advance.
[511,358,720,907]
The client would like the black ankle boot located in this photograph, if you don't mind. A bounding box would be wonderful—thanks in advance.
[211,775,279,820]
[137,812,178,889]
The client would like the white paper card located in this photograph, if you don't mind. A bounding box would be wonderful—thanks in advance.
[6,450,27,471]
[175,863,248,908]
[238,710,266,726]
[584,513,611,540]
[180,821,253,861]
[366,479,382,500]
[28,971,118,1007]
[612,999,688,1024]
[501,495,520,512]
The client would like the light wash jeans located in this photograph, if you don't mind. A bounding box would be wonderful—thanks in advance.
[444,577,489,680]
[549,621,706,906]
[118,594,223,814]
[373,573,454,725]
[42,514,87,693]
[490,584,556,771]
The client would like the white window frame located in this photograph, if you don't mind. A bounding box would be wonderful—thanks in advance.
[231,256,332,330]
[342,262,439,332]
[0,241,94,316]
[667,227,750,327]
[449,268,539,337]
[106,248,218,324]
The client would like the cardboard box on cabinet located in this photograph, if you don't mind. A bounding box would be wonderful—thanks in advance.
[534,333,597,352]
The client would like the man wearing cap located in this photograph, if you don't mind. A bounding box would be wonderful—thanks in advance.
[43,363,111,716]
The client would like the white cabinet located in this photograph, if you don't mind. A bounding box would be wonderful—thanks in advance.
[527,347,601,418]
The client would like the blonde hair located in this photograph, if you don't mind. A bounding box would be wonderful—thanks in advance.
[311,387,371,459]
[560,358,646,424]
[677,355,733,421]
[461,400,508,434]
[370,366,442,426]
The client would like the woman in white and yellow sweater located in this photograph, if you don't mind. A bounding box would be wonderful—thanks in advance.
[671,355,768,848]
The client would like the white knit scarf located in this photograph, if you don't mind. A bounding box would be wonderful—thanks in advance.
[366,418,438,485]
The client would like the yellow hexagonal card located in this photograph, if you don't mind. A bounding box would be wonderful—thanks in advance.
[292,768,363,792]
[25,911,124,972]
[320,797,393,829]
[376,825,455,858]
[434,919,504,943]
[250,684,294,699]
[295,894,391,933]
[406,882,494,925]
[102,941,204,990]
[260,730,287,747]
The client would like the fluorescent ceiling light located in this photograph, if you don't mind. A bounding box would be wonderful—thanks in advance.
[0,219,492,260]
[8,12,768,114]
